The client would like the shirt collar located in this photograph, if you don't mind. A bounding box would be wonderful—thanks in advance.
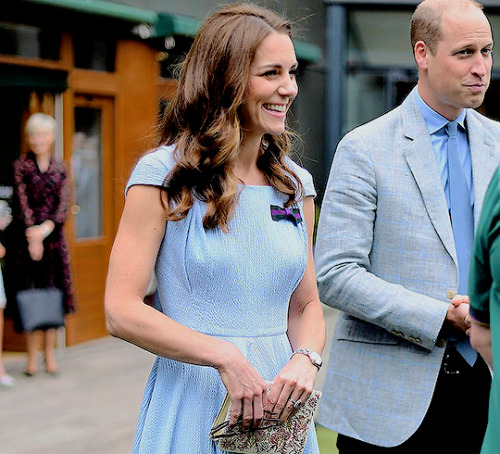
[414,88,467,134]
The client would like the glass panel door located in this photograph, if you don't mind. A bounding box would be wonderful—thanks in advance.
[66,95,113,345]
[72,107,103,239]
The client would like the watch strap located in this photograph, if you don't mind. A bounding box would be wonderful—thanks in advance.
[291,348,322,370]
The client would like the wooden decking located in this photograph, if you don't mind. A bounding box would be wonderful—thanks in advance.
[0,336,154,454]
[0,307,338,453]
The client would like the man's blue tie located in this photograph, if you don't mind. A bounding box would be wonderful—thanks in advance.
[447,120,476,365]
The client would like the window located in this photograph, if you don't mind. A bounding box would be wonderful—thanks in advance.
[0,22,61,60]
[348,10,414,69]
[73,33,116,72]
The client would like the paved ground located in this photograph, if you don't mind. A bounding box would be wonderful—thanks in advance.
[0,337,154,454]
[0,307,338,454]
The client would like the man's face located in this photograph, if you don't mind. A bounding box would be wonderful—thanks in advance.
[418,6,493,119]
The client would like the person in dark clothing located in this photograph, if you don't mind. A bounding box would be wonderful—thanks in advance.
[5,113,75,376]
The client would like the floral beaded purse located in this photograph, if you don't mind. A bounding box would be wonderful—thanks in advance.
[209,389,321,454]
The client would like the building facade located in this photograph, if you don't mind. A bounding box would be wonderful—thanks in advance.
[324,0,500,168]
[7,0,498,351]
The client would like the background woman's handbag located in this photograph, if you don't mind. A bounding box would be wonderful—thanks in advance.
[210,389,322,454]
[16,288,64,332]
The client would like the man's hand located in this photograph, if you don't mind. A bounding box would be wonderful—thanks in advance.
[446,294,470,332]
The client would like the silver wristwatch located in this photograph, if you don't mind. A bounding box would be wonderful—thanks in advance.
[291,348,322,370]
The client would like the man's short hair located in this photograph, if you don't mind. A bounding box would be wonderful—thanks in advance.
[410,0,484,55]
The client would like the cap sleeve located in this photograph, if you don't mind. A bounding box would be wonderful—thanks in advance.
[285,157,316,199]
[125,145,177,196]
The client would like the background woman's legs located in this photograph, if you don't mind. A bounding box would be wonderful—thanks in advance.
[25,330,39,375]
[44,328,58,374]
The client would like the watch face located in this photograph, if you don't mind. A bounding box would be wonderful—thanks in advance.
[294,348,322,368]
[310,351,322,366]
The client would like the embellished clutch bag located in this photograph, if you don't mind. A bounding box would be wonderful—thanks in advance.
[209,389,322,454]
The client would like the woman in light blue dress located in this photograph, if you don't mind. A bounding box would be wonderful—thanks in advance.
[105,3,325,453]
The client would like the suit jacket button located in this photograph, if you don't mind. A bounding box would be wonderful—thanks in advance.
[436,338,446,348]
[409,336,422,344]
[446,289,457,300]
[391,330,404,338]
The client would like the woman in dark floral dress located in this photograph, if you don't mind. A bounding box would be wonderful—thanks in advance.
[4,113,75,376]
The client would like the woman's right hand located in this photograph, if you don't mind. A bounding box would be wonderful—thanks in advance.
[215,342,268,431]
[28,239,44,261]
[26,225,49,261]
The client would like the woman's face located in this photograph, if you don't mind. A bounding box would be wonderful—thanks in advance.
[27,128,55,157]
[240,32,298,139]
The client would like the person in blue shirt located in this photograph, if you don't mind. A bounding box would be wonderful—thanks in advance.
[316,0,500,452]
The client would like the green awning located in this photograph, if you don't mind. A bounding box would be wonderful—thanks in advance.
[0,64,68,91]
[21,1,322,63]
[154,13,200,38]
[293,40,323,63]
[23,0,158,24]
[155,12,322,63]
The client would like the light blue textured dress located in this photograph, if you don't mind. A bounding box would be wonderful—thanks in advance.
[126,145,320,454]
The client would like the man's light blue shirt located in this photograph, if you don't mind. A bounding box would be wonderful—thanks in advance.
[413,89,474,212]
[414,90,477,365]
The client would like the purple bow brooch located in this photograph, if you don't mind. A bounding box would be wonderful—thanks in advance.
[270,205,302,225]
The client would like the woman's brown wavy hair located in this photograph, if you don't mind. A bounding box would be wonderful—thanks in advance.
[158,2,303,232]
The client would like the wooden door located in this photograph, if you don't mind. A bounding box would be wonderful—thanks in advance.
[65,95,114,345]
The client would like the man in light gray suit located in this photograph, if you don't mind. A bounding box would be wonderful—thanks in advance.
[316,0,500,452]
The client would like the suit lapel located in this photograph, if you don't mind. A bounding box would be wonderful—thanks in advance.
[402,90,457,262]
[467,113,499,228]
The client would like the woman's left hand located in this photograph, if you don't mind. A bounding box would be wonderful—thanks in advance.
[266,196,324,422]
[26,225,48,243]
[267,353,318,422]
